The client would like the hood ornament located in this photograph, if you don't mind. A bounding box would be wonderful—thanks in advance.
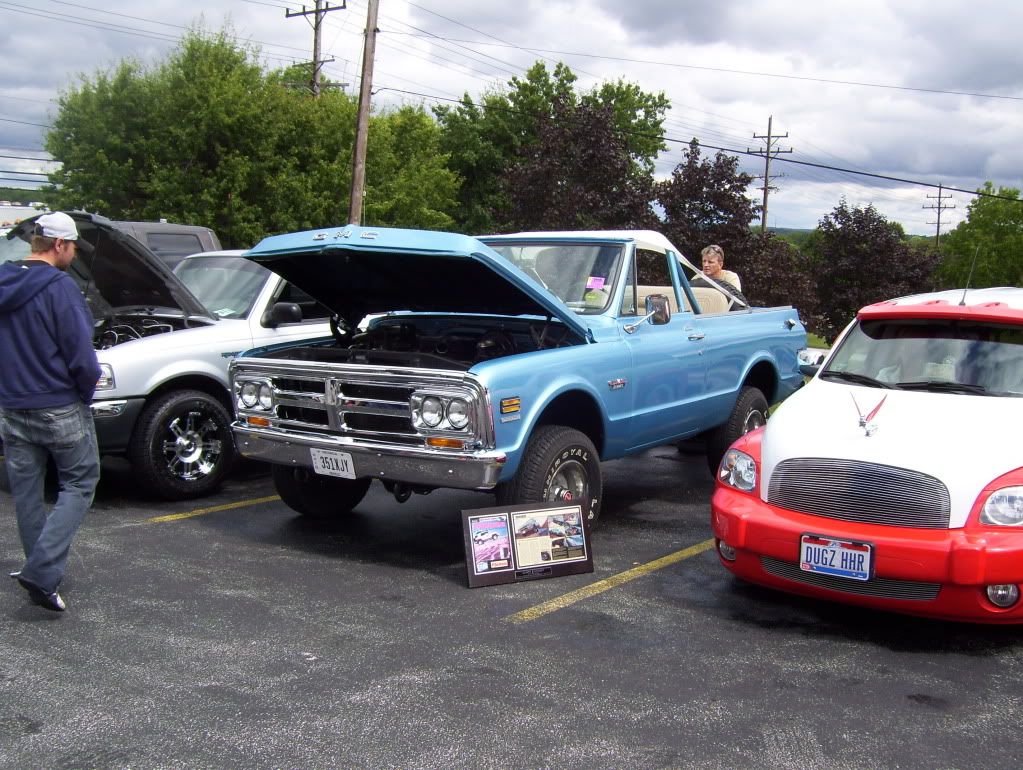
[851,393,887,436]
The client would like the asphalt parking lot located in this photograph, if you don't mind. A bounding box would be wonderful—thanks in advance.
[2,447,1023,769]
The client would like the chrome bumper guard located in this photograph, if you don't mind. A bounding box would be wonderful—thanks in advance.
[233,422,507,490]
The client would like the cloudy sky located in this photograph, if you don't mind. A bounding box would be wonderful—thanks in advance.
[1,0,1020,235]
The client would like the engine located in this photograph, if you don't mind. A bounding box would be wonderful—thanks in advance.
[93,313,210,350]
[268,314,582,370]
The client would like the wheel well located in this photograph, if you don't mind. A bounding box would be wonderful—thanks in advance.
[147,375,231,411]
[534,390,605,454]
[743,360,778,403]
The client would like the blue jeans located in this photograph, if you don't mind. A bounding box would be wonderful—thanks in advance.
[0,402,100,594]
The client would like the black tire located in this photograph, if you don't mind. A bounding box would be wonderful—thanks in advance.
[706,386,769,475]
[129,389,235,500]
[495,425,602,526]
[272,464,371,519]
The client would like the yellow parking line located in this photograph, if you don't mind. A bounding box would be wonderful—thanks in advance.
[504,537,716,624]
[147,495,280,523]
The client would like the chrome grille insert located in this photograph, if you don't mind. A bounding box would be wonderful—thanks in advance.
[761,557,941,601]
[767,458,950,529]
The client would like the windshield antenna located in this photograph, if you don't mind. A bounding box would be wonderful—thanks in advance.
[959,245,980,306]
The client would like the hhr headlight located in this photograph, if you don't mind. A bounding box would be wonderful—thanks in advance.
[980,487,1023,526]
[718,448,757,492]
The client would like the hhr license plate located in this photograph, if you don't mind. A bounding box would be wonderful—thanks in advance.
[799,534,873,581]
[310,448,356,479]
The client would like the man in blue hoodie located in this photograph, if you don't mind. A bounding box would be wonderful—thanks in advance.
[0,212,101,612]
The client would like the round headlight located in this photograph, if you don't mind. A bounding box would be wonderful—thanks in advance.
[980,487,1023,526]
[447,398,469,429]
[258,383,273,410]
[421,396,444,427]
[718,448,757,492]
[240,382,259,408]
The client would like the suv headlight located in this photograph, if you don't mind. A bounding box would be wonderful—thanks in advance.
[718,448,757,492]
[447,398,469,429]
[235,378,274,412]
[411,392,473,432]
[96,364,115,391]
[980,487,1023,526]
[240,382,260,408]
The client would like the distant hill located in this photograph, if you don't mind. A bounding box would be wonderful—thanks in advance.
[0,186,51,207]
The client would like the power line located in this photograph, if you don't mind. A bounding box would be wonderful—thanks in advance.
[384,32,1023,102]
[0,154,57,162]
[373,85,1019,206]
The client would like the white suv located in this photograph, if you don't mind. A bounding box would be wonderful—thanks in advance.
[2,213,331,499]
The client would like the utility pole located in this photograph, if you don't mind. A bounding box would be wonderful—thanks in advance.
[348,0,379,225]
[923,184,955,250]
[285,1,346,96]
[748,115,792,233]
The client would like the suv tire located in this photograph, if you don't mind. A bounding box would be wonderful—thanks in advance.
[129,389,235,500]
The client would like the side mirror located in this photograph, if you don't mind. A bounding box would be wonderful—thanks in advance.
[799,363,820,378]
[645,294,671,325]
[261,301,302,328]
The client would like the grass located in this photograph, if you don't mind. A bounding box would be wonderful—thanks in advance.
[806,332,829,348]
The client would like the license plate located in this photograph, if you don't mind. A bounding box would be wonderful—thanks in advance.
[309,448,356,479]
[799,534,873,581]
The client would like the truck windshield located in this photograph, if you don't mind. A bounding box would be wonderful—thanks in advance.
[484,241,624,313]
[823,318,1023,396]
[175,254,270,319]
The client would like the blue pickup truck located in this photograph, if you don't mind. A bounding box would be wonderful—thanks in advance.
[229,226,806,525]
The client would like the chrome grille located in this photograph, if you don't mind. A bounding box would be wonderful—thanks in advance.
[761,557,941,601]
[768,458,951,529]
[233,360,492,448]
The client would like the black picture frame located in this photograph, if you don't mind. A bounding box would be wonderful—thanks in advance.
[462,501,594,588]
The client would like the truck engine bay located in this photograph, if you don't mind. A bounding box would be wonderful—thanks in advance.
[261,314,583,370]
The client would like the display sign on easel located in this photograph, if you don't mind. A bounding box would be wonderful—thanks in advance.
[462,501,594,588]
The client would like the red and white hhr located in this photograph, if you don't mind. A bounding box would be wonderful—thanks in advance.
[712,287,1023,623]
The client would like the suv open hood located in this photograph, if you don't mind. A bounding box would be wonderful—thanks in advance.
[243,225,591,339]
[3,211,212,321]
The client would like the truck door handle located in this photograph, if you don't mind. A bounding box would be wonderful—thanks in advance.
[688,332,705,341]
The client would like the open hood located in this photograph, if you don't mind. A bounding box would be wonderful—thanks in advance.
[3,211,212,321]
[243,225,591,339]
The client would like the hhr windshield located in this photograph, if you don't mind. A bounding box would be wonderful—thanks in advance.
[822,318,1023,396]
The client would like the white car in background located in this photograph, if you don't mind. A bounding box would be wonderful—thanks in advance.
[2,213,332,499]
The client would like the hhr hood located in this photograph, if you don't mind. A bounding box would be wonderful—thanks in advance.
[242,225,591,339]
[762,379,1021,527]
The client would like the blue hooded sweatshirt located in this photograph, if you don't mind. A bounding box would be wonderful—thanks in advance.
[0,259,101,409]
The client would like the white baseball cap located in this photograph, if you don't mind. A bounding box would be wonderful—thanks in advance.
[34,212,94,254]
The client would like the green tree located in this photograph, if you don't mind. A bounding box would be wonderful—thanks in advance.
[496,99,657,231]
[742,231,819,327]
[811,199,938,341]
[46,29,456,247]
[435,61,668,234]
[363,106,458,230]
[936,183,1023,288]
[656,139,760,265]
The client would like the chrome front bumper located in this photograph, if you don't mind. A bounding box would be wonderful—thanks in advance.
[232,422,507,490]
